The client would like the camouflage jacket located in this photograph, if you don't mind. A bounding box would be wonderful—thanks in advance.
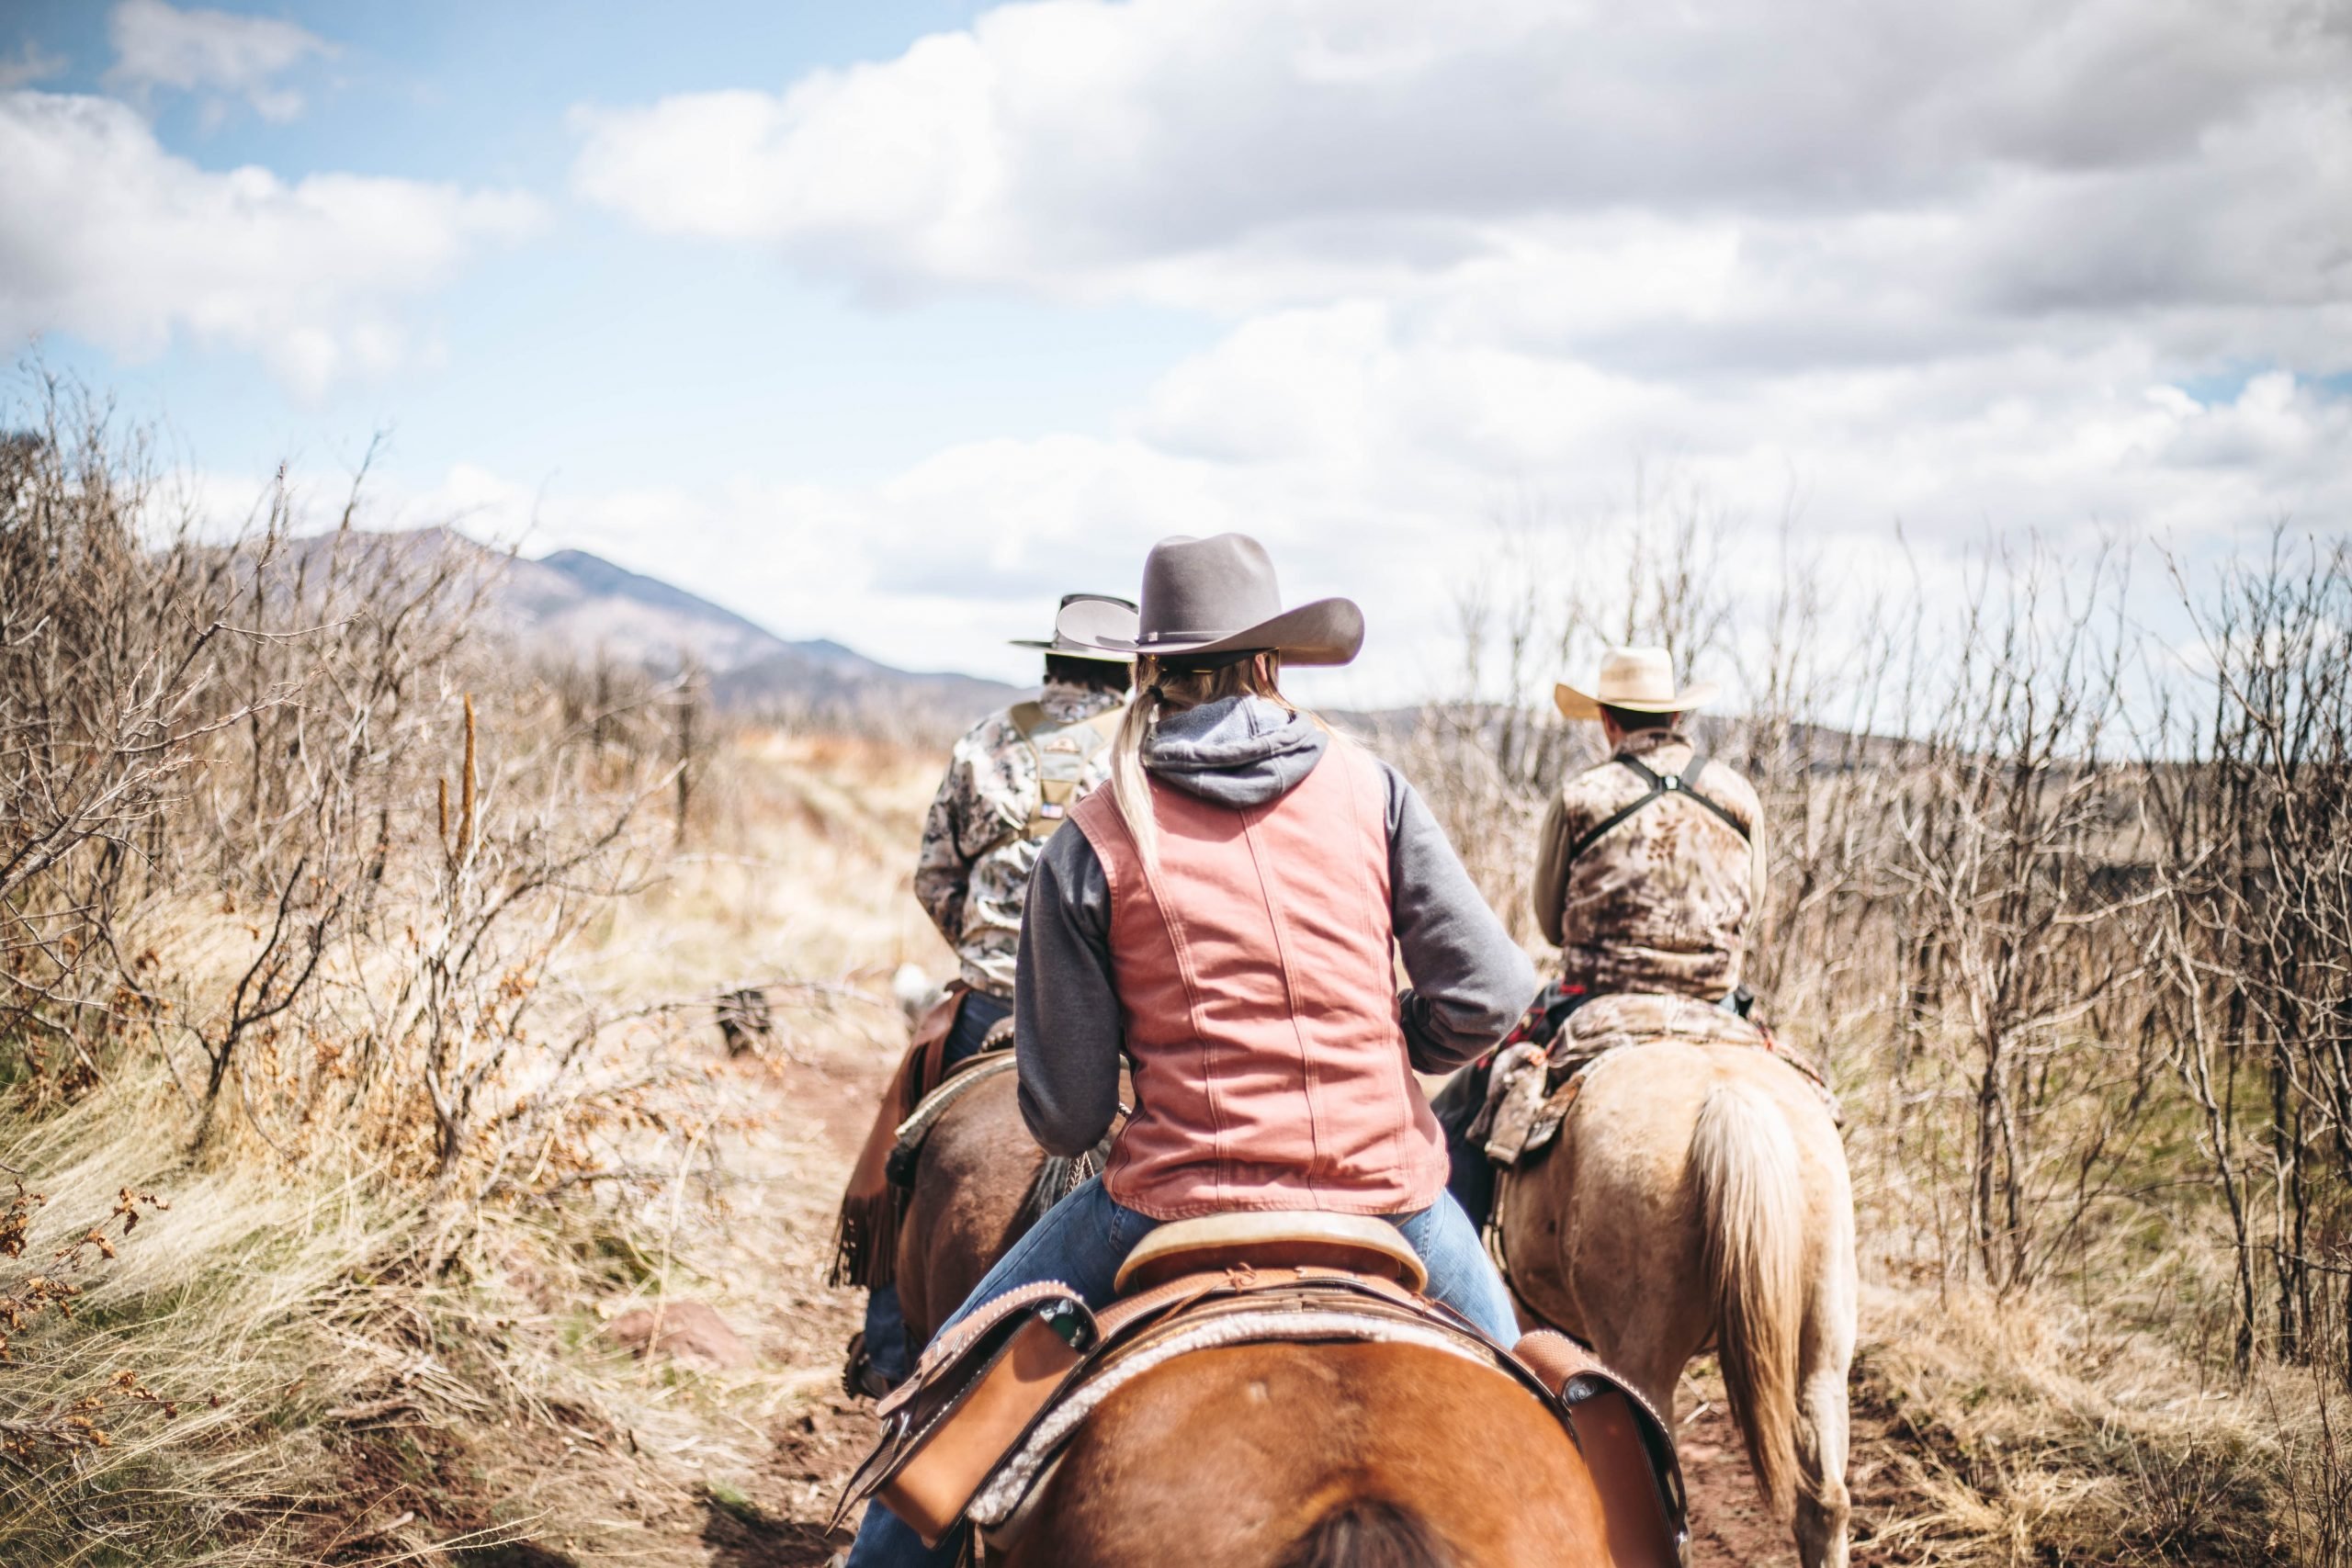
[1531,729,1767,1002]
[913,682,1125,999]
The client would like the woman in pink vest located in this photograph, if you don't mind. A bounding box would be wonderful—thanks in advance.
[847,533,1536,1567]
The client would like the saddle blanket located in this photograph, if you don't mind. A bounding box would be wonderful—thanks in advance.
[967,1300,1487,1527]
[1479,992,1840,1168]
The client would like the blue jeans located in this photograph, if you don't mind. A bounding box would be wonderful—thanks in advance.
[862,990,1012,1384]
[844,1177,1518,1566]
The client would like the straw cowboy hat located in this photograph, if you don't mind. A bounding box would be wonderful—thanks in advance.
[1010,592,1139,662]
[1555,646,1719,721]
[1056,533,1364,667]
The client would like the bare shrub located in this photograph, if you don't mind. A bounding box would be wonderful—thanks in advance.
[1,371,692,1186]
[0,381,268,1097]
[0,369,728,1557]
[1418,476,2352,1554]
[2142,531,2352,1372]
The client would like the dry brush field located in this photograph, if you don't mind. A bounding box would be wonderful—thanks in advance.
[6,382,2352,1565]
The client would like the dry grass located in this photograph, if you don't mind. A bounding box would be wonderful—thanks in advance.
[1848,1283,2282,1566]
[581,730,949,998]
[0,726,942,1566]
[0,1078,413,1563]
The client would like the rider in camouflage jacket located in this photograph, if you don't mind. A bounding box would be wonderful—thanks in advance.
[1437,647,1766,1229]
[914,679,1127,1001]
[1532,724,1766,1002]
[844,596,1135,1400]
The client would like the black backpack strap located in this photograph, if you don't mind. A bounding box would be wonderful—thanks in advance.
[1561,756,1668,865]
[1560,750,1749,869]
[1674,752,1752,844]
[1614,752,1667,789]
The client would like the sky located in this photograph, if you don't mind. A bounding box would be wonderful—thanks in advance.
[3,0,2347,705]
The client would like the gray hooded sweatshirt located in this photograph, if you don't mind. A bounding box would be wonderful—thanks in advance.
[1012,694,1539,1158]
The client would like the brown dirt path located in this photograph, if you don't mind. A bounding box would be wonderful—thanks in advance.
[727,1050,885,1567]
[1677,1379,1801,1566]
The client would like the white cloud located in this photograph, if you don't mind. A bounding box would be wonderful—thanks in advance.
[404,325,2352,703]
[107,0,332,123]
[0,41,68,92]
[74,0,2324,705]
[569,0,2352,338]
[551,0,2352,704]
[0,90,537,396]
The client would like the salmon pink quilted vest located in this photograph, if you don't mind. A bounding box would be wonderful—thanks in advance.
[1070,740,1450,1220]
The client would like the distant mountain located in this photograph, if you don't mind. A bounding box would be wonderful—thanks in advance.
[258,527,1019,739]
[524,548,787,674]
[473,545,794,676]
[514,546,1020,736]
[708,645,1018,737]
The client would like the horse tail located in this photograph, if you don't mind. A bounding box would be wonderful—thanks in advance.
[1691,1078,1804,1519]
[1010,1131,1113,1235]
[1277,1498,1453,1568]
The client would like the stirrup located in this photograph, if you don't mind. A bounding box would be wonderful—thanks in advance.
[842,1330,895,1402]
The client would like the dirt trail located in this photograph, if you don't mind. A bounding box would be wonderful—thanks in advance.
[723,1050,886,1567]
[1676,1393,1801,1565]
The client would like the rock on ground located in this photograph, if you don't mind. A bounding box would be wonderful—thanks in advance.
[607,1301,754,1370]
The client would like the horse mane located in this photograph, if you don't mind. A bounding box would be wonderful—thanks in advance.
[1276,1499,1454,1568]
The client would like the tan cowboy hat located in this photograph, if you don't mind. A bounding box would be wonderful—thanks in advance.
[1010,592,1138,662]
[1554,646,1719,721]
[1056,533,1363,667]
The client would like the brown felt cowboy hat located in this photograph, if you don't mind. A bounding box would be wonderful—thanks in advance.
[1055,533,1364,667]
[1555,646,1719,721]
[1010,592,1138,662]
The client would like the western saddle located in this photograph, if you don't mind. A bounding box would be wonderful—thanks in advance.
[834,1211,1687,1565]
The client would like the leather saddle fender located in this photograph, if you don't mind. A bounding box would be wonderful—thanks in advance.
[831,1267,1422,1546]
[1513,1329,1689,1568]
[831,1281,1099,1545]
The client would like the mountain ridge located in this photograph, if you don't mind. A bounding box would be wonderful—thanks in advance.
[265,526,1021,739]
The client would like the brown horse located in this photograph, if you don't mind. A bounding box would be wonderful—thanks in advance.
[1497,1039,1858,1568]
[891,1067,1047,1345]
[890,1074,1648,1567]
[994,1339,1618,1566]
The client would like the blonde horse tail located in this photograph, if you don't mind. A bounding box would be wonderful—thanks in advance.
[1692,1079,1804,1519]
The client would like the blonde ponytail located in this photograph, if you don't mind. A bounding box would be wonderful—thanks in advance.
[1108,667,1164,866]
[1107,652,1296,867]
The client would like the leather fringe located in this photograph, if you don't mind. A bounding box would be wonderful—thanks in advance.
[830,985,968,1290]
[831,1190,902,1291]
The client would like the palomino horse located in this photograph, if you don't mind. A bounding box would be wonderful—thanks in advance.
[1497,1038,1858,1568]
[888,1072,1649,1566]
